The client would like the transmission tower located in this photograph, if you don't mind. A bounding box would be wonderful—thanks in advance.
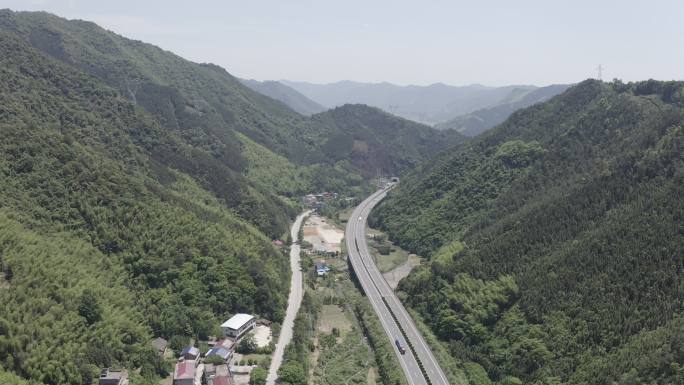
[597,64,603,81]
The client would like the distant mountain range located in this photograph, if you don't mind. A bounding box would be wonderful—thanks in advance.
[240,78,568,137]
[435,84,570,136]
[239,78,326,115]
[279,80,565,126]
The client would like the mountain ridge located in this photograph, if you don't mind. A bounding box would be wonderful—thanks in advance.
[281,79,541,125]
[371,79,684,385]
[239,78,326,115]
[436,84,570,136]
[0,9,460,190]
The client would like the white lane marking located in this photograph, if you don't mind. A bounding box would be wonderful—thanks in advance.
[352,189,450,385]
[346,213,418,385]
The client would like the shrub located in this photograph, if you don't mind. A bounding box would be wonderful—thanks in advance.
[236,335,257,354]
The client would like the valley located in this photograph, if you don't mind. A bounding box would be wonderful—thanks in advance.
[0,4,682,385]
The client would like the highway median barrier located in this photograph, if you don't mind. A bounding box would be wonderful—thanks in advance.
[381,296,432,385]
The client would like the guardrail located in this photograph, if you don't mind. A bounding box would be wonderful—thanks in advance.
[381,296,432,385]
[352,234,433,385]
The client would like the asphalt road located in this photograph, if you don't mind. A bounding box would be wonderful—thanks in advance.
[346,187,450,385]
[266,210,311,385]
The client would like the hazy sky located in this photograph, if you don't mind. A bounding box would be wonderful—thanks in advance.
[4,0,683,86]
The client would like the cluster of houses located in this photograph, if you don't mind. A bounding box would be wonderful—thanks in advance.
[171,313,257,385]
[173,341,234,385]
[302,192,338,209]
[95,314,260,385]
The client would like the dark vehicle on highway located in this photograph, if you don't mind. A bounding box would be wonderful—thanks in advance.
[395,338,406,354]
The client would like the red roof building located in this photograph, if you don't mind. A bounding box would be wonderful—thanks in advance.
[173,360,195,385]
[212,377,231,385]
[205,364,232,385]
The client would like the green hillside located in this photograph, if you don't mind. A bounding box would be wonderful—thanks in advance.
[0,9,318,163]
[436,85,569,137]
[372,80,684,384]
[0,9,308,237]
[0,31,290,384]
[0,10,465,385]
[0,10,458,186]
[311,104,465,177]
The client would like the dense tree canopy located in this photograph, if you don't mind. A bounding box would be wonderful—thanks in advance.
[0,31,291,384]
[0,10,463,385]
[375,80,684,385]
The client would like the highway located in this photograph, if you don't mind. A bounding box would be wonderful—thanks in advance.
[346,186,450,385]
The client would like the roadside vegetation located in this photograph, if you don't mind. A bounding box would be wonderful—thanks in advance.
[278,216,408,385]
[366,230,409,273]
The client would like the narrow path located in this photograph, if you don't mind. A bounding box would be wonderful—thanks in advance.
[266,210,311,385]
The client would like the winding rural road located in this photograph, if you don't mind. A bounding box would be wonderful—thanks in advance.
[346,187,450,385]
[266,210,311,385]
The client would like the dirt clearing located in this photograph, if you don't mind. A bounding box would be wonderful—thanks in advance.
[303,214,344,254]
[383,253,422,289]
[252,325,272,348]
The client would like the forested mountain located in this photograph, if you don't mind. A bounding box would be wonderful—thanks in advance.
[436,84,569,137]
[281,79,538,125]
[372,80,684,385]
[311,104,464,177]
[0,31,291,384]
[0,9,465,385]
[0,10,455,185]
[239,78,326,115]
[0,9,319,165]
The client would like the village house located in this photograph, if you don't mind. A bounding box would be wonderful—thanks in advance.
[302,194,317,206]
[221,313,256,339]
[98,368,128,385]
[206,346,232,362]
[302,192,339,209]
[179,346,200,362]
[173,346,201,385]
[204,364,232,385]
[173,360,196,385]
[322,192,338,200]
